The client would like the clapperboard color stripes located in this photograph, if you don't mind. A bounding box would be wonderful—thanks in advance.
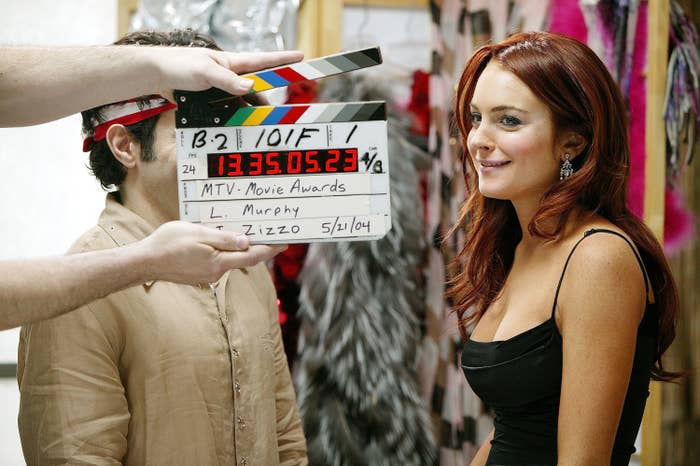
[224,102,386,126]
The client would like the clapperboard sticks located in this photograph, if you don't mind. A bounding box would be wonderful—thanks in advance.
[218,101,386,127]
[241,46,383,93]
[175,47,384,129]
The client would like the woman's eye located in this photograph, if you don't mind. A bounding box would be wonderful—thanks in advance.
[470,112,482,124]
[500,115,521,126]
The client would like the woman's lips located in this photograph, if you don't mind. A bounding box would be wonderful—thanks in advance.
[477,160,511,172]
[479,160,510,167]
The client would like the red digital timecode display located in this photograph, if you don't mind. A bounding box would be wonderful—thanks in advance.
[207,148,359,178]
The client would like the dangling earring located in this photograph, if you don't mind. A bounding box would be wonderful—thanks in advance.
[560,154,573,180]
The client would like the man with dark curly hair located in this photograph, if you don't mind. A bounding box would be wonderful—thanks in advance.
[16,30,308,466]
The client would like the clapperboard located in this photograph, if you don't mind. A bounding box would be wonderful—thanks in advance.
[175,47,390,243]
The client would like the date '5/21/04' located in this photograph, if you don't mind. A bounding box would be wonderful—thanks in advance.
[238,216,372,238]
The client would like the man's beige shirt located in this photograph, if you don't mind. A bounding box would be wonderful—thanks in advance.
[17,194,308,466]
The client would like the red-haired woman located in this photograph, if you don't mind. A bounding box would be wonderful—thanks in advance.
[452,31,680,466]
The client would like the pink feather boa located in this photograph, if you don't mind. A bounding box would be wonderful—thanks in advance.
[549,0,695,254]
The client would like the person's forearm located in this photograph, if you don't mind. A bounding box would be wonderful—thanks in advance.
[0,244,151,330]
[0,46,160,126]
[0,221,286,330]
[0,46,303,127]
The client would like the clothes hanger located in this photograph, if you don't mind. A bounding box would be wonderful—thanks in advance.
[344,0,378,51]
[379,4,429,74]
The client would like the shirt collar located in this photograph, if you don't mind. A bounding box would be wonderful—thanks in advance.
[98,192,158,287]
[96,193,230,289]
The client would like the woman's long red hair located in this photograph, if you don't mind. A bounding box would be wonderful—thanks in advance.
[448,31,680,381]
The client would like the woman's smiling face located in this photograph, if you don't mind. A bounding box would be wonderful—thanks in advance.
[467,60,562,205]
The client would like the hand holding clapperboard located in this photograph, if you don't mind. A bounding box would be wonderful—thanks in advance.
[175,47,390,243]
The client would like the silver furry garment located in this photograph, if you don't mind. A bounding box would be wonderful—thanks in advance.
[130,0,298,52]
[294,73,436,466]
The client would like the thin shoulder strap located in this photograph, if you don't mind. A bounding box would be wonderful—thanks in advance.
[551,228,652,319]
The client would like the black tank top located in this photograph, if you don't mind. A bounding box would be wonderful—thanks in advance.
[461,229,658,466]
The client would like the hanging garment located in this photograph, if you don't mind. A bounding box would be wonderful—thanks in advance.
[549,1,695,254]
[294,73,435,466]
[131,0,298,53]
[425,3,481,464]
[665,1,700,176]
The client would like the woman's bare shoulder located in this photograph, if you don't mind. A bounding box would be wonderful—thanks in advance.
[556,217,647,325]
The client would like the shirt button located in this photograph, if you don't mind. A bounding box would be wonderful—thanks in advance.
[237,416,246,430]
[240,457,248,466]
[232,348,240,358]
[235,382,241,394]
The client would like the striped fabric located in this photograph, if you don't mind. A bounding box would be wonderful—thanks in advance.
[424,1,500,464]
[224,102,386,126]
[241,47,382,93]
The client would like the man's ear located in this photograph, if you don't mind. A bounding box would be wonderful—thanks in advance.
[558,131,587,160]
[105,124,139,168]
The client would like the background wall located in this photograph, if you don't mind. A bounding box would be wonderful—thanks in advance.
[341,4,431,99]
[0,1,117,462]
